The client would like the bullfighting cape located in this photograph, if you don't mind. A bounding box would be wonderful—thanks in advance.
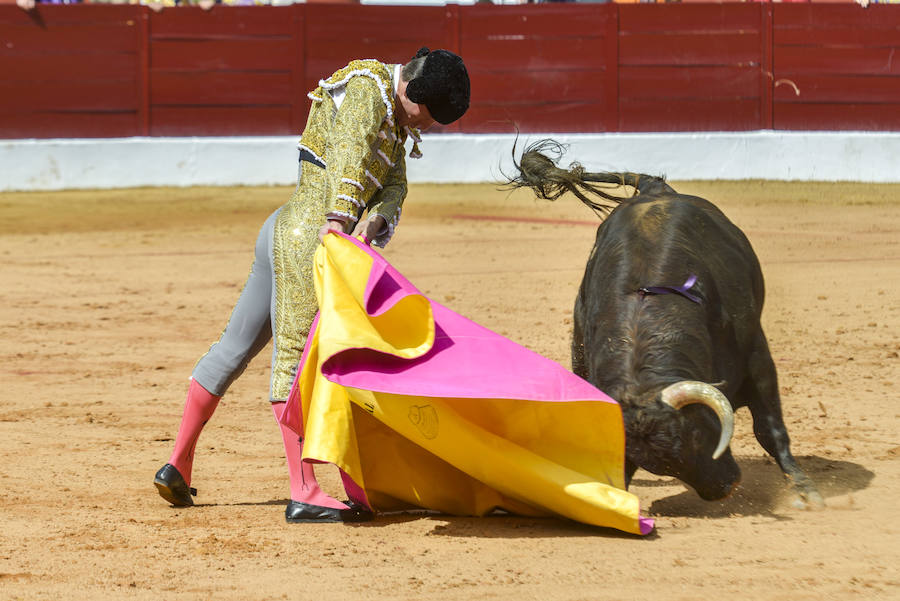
[280,233,653,535]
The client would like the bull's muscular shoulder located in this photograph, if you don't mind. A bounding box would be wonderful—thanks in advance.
[607,193,699,239]
[616,193,742,240]
[601,191,761,295]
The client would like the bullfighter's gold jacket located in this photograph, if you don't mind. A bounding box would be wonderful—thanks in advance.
[269,59,420,400]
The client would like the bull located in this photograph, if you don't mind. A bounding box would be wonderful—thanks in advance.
[507,140,823,508]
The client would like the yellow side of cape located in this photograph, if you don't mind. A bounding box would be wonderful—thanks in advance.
[295,234,649,535]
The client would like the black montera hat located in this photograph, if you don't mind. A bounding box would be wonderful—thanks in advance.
[405,47,470,125]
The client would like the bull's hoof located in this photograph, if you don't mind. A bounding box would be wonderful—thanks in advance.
[285,500,374,523]
[154,463,196,507]
[791,488,826,510]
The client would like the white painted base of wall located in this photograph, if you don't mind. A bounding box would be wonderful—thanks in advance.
[3,131,900,191]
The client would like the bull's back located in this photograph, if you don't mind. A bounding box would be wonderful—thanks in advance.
[587,193,762,302]
[576,193,765,390]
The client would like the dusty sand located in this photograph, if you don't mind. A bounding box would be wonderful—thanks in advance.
[0,181,897,600]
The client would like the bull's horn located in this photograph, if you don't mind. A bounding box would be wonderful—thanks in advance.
[661,381,735,460]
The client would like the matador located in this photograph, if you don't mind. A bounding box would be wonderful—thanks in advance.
[153,48,470,523]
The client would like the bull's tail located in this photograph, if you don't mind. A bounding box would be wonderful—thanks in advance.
[503,138,669,217]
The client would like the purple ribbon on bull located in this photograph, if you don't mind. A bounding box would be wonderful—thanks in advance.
[639,274,701,304]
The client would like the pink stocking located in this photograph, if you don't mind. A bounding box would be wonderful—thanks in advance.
[167,378,221,487]
[271,402,346,509]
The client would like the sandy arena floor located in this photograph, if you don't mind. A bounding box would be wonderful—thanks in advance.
[0,181,898,600]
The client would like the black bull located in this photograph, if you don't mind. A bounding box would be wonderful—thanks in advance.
[508,141,823,508]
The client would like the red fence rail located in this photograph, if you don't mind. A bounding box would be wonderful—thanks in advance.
[618,3,771,131]
[1,6,147,137]
[1,3,899,138]
[773,5,900,130]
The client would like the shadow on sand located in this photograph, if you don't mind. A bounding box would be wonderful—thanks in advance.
[178,456,873,537]
[401,455,875,538]
[378,512,653,540]
[638,455,874,519]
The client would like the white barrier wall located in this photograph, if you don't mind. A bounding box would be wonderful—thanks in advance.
[3,131,900,191]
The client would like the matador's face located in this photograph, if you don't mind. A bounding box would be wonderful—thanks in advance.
[396,80,437,131]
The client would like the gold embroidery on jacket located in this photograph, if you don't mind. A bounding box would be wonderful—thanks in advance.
[269,60,409,400]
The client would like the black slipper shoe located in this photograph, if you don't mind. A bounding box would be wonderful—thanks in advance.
[154,463,197,507]
[285,500,374,523]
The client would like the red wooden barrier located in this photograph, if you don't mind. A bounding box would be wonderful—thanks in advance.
[0,5,146,138]
[1,3,899,139]
[773,4,900,131]
[301,4,458,132]
[148,5,297,136]
[618,3,769,132]
[459,4,618,133]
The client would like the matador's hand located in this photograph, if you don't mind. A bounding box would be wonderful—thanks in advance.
[351,215,387,245]
[318,219,345,243]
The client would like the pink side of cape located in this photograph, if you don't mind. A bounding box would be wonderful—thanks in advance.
[320,234,617,405]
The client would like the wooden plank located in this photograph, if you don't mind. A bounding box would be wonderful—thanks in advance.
[304,3,451,99]
[773,73,900,103]
[4,3,900,139]
[775,25,900,48]
[151,71,291,106]
[619,32,761,67]
[150,38,294,71]
[306,39,449,76]
[775,4,900,30]
[0,80,137,111]
[619,98,761,131]
[471,69,606,104]
[462,37,609,72]
[460,102,608,134]
[604,5,618,134]
[305,5,450,44]
[150,105,293,136]
[776,46,900,75]
[305,39,448,65]
[0,5,143,138]
[0,4,138,27]
[137,8,149,136]
[0,22,139,53]
[150,5,295,38]
[0,53,136,81]
[619,3,762,34]
[447,2,460,55]
[619,66,760,100]
[302,5,451,71]
[0,110,137,139]
[760,3,774,129]
[290,3,306,134]
[774,102,900,131]
[460,5,613,39]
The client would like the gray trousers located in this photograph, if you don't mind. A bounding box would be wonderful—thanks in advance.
[192,208,283,400]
